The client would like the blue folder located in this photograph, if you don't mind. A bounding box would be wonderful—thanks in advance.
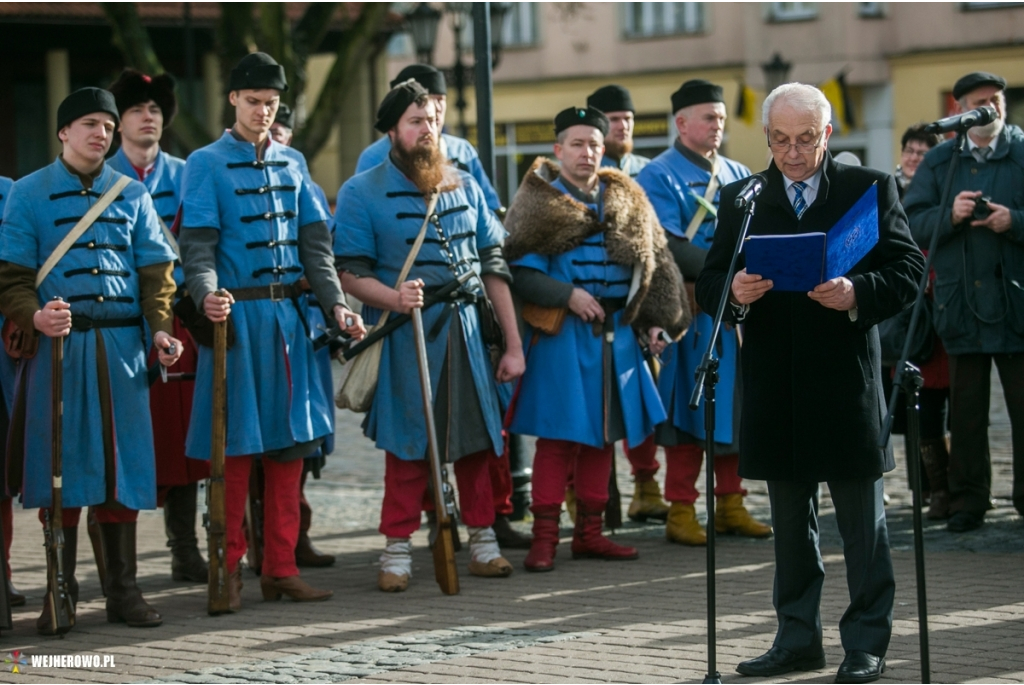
[744,183,879,292]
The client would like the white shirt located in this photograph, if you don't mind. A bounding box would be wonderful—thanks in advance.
[783,166,824,210]
[967,133,998,162]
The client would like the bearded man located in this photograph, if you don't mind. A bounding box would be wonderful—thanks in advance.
[588,84,650,179]
[334,80,525,592]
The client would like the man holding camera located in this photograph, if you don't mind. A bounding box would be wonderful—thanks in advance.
[904,71,1024,532]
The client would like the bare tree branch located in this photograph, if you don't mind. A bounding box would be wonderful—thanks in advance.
[217,2,257,129]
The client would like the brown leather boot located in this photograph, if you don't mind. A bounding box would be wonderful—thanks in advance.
[295,532,335,567]
[164,483,209,582]
[101,522,162,627]
[228,566,243,613]
[571,501,638,561]
[260,573,332,602]
[523,505,561,572]
[36,526,79,636]
[921,439,951,520]
[493,515,532,549]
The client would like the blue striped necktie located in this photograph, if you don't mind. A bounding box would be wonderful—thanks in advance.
[792,181,808,219]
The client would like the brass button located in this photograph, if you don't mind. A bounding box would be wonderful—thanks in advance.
[91,268,99,275]
[264,212,271,220]
[80,189,88,195]
[268,240,276,248]
[96,295,104,303]
[87,241,95,248]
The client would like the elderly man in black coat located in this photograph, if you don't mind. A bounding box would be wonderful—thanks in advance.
[697,83,924,684]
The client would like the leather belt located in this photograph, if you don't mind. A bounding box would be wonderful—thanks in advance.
[230,281,304,302]
[71,315,143,332]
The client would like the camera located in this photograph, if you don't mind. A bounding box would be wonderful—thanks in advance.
[973,195,993,221]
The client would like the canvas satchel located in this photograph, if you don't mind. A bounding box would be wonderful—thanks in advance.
[3,174,132,359]
[336,191,439,413]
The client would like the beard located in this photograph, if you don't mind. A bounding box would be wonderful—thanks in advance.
[972,116,1004,140]
[393,136,446,194]
[604,137,633,161]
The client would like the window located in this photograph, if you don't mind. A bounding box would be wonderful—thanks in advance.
[387,32,414,58]
[623,2,705,38]
[767,2,818,21]
[858,2,886,17]
[502,3,539,48]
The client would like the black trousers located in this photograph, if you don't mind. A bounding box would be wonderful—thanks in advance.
[948,353,1024,515]
[767,477,895,658]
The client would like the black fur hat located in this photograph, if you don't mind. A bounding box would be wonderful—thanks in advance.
[108,69,178,126]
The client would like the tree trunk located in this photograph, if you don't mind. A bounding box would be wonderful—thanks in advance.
[217,2,257,129]
[293,2,389,158]
[258,3,296,108]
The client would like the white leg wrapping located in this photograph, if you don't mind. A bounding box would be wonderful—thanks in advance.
[468,526,502,563]
[379,537,412,577]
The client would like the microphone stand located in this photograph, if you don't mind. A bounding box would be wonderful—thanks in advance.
[689,197,757,685]
[879,130,968,684]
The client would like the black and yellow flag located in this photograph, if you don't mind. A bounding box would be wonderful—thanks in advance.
[735,82,758,126]
[819,71,855,134]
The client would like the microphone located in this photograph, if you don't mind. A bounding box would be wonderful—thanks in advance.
[734,173,767,208]
[923,105,997,134]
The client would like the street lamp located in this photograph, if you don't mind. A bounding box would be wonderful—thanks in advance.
[761,52,792,94]
[405,2,508,139]
[407,2,441,64]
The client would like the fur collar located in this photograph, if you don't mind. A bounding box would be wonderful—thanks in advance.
[505,157,690,337]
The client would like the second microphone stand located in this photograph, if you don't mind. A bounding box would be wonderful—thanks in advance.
[688,197,758,684]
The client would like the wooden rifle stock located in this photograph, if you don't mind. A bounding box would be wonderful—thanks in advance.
[206,295,230,615]
[411,307,459,595]
[46,297,74,635]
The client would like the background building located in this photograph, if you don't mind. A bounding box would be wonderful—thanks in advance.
[388,1,1024,206]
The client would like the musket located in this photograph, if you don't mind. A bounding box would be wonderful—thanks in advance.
[411,306,459,595]
[342,271,474,362]
[44,296,74,635]
[206,291,230,615]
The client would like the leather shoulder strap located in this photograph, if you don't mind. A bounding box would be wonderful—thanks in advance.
[35,174,133,289]
[158,217,181,259]
[683,156,721,241]
[372,191,440,331]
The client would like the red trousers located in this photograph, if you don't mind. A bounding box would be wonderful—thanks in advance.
[625,436,745,504]
[36,505,138,527]
[380,450,495,538]
[532,438,614,509]
[488,449,514,516]
[226,456,302,578]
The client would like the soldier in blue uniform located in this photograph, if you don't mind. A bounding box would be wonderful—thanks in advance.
[0,88,183,632]
[355,64,503,213]
[505,106,691,573]
[178,53,365,611]
[588,85,650,178]
[107,68,211,585]
[0,175,26,609]
[336,80,525,592]
[634,80,771,545]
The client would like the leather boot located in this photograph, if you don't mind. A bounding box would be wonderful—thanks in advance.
[523,505,561,572]
[37,526,79,636]
[493,515,532,549]
[564,487,577,523]
[921,439,951,520]
[295,532,335,567]
[227,566,243,613]
[100,522,162,627]
[164,483,209,582]
[260,573,332,602]
[8,579,26,607]
[571,501,638,561]
[86,509,106,596]
[627,479,670,523]
[715,494,773,537]
[666,502,707,546]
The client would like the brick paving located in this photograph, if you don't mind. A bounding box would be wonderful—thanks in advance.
[0,368,1020,684]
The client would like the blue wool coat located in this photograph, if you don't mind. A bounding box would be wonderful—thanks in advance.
[108,147,185,229]
[356,134,502,211]
[0,160,176,509]
[179,132,333,459]
[0,176,16,413]
[636,147,750,444]
[508,178,666,449]
[601,152,650,179]
[334,157,506,461]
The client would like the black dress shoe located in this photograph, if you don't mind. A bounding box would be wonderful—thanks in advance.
[947,510,984,533]
[736,646,826,677]
[836,650,885,683]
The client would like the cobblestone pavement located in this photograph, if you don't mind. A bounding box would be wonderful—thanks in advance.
[0,368,1020,684]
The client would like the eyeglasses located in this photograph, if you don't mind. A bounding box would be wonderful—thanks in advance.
[767,131,825,154]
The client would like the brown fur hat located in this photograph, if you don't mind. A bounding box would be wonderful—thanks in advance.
[108,69,177,125]
[504,157,691,338]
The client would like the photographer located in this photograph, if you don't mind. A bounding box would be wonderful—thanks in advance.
[903,71,1024,532]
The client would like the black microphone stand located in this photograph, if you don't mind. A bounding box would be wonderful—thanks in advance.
[880,130,968,684]
[688,197,758,685]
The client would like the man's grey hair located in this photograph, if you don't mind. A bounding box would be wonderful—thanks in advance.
[762,83,832,129]
[957,89,1005,112]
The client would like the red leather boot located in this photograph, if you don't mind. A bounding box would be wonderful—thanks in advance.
[523,505,561,572]
[572,501,639,561]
